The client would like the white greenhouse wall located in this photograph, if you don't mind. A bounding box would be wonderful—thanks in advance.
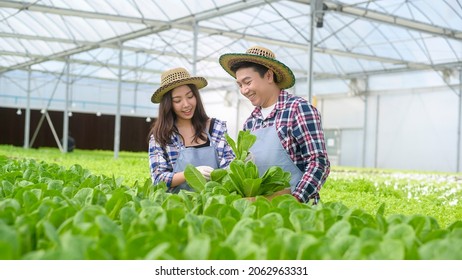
[320,97,365,167]
[319,87,460,173]
[375,90,458,172]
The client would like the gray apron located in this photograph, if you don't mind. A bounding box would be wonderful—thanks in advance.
[170,133,219,193]
[249,126,303,192]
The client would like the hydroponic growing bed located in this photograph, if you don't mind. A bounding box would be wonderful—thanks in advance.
[1,145,461,259]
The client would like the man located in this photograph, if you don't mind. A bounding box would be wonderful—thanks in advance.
[219,46,330,204]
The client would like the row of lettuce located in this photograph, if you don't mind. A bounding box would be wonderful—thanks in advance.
[1,155,462,259]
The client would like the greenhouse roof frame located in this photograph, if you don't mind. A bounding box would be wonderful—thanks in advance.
[1,0,461,88]
[1,0,462,160]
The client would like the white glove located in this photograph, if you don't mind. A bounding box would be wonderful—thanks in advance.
[244,151,255,163]
[196,166,214,180]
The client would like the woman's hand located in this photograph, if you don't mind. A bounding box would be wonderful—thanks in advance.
[196,166,214,180]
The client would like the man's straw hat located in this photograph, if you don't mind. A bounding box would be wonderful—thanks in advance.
[219,46,295,89]
[151,67,207,103]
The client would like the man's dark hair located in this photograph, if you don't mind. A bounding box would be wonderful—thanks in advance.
[230,61,279,83]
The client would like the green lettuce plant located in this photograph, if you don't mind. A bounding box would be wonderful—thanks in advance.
[225,130,256,161]
[185,130,290,197]
[2,153,462,260]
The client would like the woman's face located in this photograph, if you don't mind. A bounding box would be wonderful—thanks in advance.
[171,84,197,121]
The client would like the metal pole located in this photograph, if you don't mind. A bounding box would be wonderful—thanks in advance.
[362,94,368,167]
[236,94,240,138]
[457,68,462,172]
[308,1,316,103]
[114,44,123,159]
[374,95,380,168]
[24,67,31,149]
[63,58,70,153]
[362,77,369,167]
[132,52,138,114]
[46,112,63,152]
[192,19,198,75]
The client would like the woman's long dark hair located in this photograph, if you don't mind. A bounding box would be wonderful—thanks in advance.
[148,84,209,147]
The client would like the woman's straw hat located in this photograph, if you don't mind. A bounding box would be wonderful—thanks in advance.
[219,46,295,89]
[151,67,208,103]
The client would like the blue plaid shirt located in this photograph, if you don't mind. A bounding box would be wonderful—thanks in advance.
[149,118,235,187]
[243,90,330,203]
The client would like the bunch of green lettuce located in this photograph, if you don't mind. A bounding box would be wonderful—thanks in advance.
[184,130,290,197]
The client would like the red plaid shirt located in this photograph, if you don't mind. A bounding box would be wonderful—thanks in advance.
[243,90,330,203]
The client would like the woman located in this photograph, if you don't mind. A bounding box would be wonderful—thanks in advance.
[148,67,235,193]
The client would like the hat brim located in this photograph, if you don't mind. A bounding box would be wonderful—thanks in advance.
[151,77,208,103]
[219,53,295,89]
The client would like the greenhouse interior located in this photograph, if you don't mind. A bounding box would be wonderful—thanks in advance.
[1,0,462,172]
[2,0,462,265]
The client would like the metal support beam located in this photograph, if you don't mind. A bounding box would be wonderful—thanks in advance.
[62,58,70,153]
[114,45,123,159]
[292,0,462,41]
[23,67,31,149]
[308,0,325,102]
[458,68,462,172]
[374,95,380,168]
[192,19,198,75]
[362,94,368,168]
[0,0,277,74]
[29,66,66,148]
[46,112,63,152]
[307,1,316,103]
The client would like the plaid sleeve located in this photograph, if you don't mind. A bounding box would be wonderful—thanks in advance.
[243,108,261,131]
[290,100,330,203]
[148,135,175,187]
[210,118,235,168]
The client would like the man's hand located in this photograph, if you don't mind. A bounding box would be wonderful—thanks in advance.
[266,188,291,200]
[245,189,291,202]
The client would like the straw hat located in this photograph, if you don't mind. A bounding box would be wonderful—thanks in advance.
[219,46,295,89]
[151,67,208,103]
